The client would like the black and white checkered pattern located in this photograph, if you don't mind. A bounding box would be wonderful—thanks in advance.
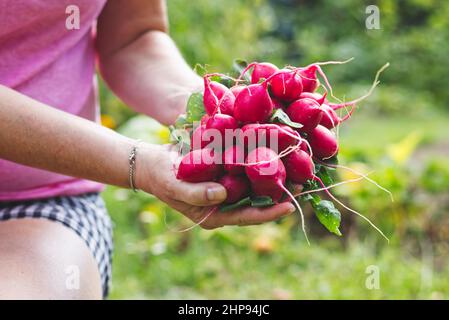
[0,193,113,298]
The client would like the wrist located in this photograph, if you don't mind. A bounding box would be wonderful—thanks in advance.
[134,143,163,194]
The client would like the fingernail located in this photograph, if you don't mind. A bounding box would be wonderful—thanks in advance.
[207,187,226,202]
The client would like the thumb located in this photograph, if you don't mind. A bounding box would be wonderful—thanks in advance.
[171,180,227,206]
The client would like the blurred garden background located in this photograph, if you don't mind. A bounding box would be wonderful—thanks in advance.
[99,0,449,299]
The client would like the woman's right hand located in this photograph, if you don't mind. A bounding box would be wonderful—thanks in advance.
[136,144,296,230]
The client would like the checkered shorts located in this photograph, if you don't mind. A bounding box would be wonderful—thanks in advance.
[0,193,113,298]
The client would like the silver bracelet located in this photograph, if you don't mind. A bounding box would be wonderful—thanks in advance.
[128,140,141,192]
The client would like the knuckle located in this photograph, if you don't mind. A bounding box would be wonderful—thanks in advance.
[236,216,248,226]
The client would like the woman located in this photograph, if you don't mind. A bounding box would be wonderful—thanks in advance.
[0,0,295,299]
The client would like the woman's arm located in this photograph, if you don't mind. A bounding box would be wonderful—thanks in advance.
[96,0,201,126]
[0,85,140,188]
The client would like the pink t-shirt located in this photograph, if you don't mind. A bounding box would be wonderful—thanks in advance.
[0,0,107,201]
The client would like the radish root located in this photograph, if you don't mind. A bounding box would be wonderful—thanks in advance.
[295,174,369,197]
[318,160,394,202]
[278,182,310,245]
[165,206,218,233]
[330,63,390,110]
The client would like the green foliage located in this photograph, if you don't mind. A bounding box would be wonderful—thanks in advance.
[185,93,206,123]
[312,199,342,236]
[270,109,303,128]
[220,196,274,212]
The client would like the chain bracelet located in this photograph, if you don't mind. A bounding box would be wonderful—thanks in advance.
[128,140,141,192]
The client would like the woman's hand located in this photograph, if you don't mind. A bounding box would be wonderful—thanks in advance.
[136,144,296,229]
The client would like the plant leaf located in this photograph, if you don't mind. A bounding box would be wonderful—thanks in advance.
[270,109,303,129]
[315,165,334,186]
[169,126,191,154]
[220,197,251,212]
[250,196,274,207]
[311,200,342,236]
[174,114,191,129]
[219,195,275,212]
[302,193,321,206]
[193,63,208,77]
[186,92,206,123]
[321,155,339,166]
[232,59,251,82]
[210,74,234,88]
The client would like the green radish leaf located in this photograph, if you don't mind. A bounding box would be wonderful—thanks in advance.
[270,109,303,129]
[220,195,274,212]
[302,193,321,206]
[250,196,275,207]
[210,74,234,88]
[301,183,341,236]
[186,92,205,123]
[220,197,251,212]
[311,200,342,236]
[232,59,251,83]
[302,179,320,191]
[169,126,191,154]
[316,165,334,186]
[321,155,339,167]
[174,114,191,129]
[193,63,209,77]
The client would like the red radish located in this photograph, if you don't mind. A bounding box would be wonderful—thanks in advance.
[218,174,250,204]
[319,104,339,129]
[230,85,246,98]
[300,139,310,153]
[191,125,208,150]
[297,92,354,129]
[239,123,264,151]
[269,69,303,102]
[244,147,308,242]
[271,124,298,152]
[233,84,273,123]
[176,148,223,182]
[272,97,285,110]
[245,147,286,203]
[239,124,297,153]
[308,125,339,160]
[206,114,239,149]
[203,78,235,116]
[320,104,356,129]
[223,145,245,175]
[299,65,319,92]
[200,114,211,126]
[299,92,328,105]
[251,62,279,84]
[251,182,285,203]
[283,149,314,184]
[286,98,323,132]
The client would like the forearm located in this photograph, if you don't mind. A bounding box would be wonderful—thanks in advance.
[98,31,202,126]
[0,85,158,189]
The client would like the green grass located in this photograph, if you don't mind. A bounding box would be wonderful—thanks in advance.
[338,110,449,157]
[106,184,449,299]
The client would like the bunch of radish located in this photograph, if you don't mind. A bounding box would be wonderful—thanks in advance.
[171,59,390,243]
